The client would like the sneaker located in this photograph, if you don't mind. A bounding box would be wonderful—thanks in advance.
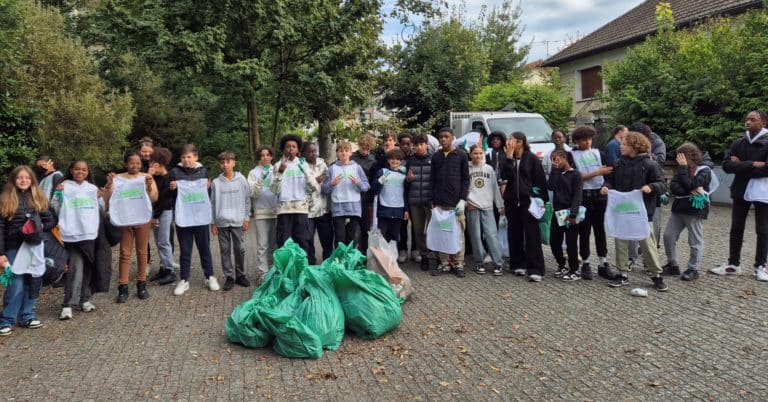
[174,280,190,296]
[662,263,681,276]
[562,271,581,282]
[755,266,768,282]
[235,275,251,287]
[492,266,503,276]
[528,274,543,282]
[597,262,618,280]
[411,251,422,263]
[172,262,180,269]
[453,264,466,278]
[554,266,568,278]
[397,250,408,264]
[628,258,636,272]
[680,269,699,281]
[80,301,96,312]
[652,276,669,292]
[513,268,526,276]
[223,277,235,291]
[709,264,742,275]
[157,270,176,286]
[0,326,11,336]
[22,319,43,329]
[148,270,166,282]
[205,276,221,291]
[608,274,630,287]
[580,263,593,280]
[420,256,430,271]
[474,265,486,275]
[432,263,450,276]
[59,307,73,320]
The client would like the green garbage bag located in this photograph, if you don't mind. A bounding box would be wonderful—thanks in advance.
[225,297,274,348]
[294,267,345,351]
[539,201,554,245]
[331,264,402,340]
[261,291,324,359]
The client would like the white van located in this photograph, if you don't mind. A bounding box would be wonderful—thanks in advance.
[449,112,555,159]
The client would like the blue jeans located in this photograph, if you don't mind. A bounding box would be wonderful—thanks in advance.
[466,208,503,267]
[153,209,175,271]
[177,225,214,281]
[1,249,37,327]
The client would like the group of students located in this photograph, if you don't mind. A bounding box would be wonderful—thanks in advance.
[2,110,768,336]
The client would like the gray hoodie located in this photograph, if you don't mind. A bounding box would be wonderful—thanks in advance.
[211,172,251,227]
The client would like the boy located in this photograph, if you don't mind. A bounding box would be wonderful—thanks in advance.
[372,148,409,245]
[34,155,63,201]
[397,133,414,262]
[571,126,615,280]
[430,127,470,277]
[352,133,378,252]
[302,142,333,265]
[211,151,252,291]
[148,147,178,286]
[406,134,433,270]
[322,141,370,246]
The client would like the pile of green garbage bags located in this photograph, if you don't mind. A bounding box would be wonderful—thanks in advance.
[225,240,403,359]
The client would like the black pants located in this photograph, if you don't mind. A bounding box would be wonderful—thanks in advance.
[578,191,608,261]
[277,213,310,252]
[550,215,579,271]
[307,213,334,265]
[332,216,360,247]
[398,220,410,252]
[378,217,402,243]
[358,202,373,252]
[729,198,768,267]
[506,199,545,276]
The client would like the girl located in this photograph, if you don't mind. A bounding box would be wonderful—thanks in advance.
[248,146,278,278]
[466,145,505,276]
[138,137,154,173]
[0,166,57,336]
[147,147,177,286]
[170,144,217,295]
[105,152,158,303]
[500,132,548,282]
[52,161,101,319]
[601,132,668,291]
[372,148,409,244]
[662,143,712,281]
[322,140,370,246]
[270,135,320,251]
[547,149,583,281]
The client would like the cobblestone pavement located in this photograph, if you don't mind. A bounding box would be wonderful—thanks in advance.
[0,205,766,400]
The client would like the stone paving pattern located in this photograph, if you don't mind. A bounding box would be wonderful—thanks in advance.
[0,205,766,400]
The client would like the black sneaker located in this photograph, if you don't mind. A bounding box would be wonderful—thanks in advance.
[662,263,680,276]
[492,266,503,276]
[554,266,568,278]
[235,275,251,287]
[432,263,449,276]
[148,270,165,282]
[580,263,594,280]
[157,270,176,286]
[223,276,235,291]
[562,271,581,282]
[652,276,669,291]
[608,274,629,287]
[680,269,699,281]
[597,262,618,280]
[453,264,466,278]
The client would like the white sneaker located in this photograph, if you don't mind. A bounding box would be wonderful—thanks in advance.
[513,268,526,276]
[411,251,422,263]
[172,262,180,269]
[205,276,220,291]
[174,280,190,296]
[59,307,73,320]
[528,274,543,282]
[397,250,407,264]
[755,266,768,282]
[709,264,742,276]
[80,301,96,312]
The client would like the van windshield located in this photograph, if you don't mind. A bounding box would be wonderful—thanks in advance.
[487,117,553,143]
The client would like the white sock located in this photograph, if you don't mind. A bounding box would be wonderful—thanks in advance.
[599,256,607,265]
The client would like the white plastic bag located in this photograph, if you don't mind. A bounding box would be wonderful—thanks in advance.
[426,207,461,254]
[366,228,414,299]
[555,206,587,227]
[528,197,545,220]
[175,178,212,227]
[604,189,650,241]
[744,177,768,203]
[109,176,152,226]
[498,216,509,257]
[11,241,46,277]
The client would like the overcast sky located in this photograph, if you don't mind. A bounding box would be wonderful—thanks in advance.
[381,0,646,62]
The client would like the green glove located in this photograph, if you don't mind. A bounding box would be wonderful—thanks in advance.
[532,186,541,196]
[0,265,12,287]
[660,192,670,205]
[690,193,709,210]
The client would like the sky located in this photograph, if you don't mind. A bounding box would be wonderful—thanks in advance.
[381,0,646,62]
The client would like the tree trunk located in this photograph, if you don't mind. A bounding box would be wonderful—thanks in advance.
[247,96,260,162]
[271,91,283,150]
[318,119,334,162]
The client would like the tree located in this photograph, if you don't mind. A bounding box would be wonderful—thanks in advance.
[602,5,768,157]
[476,0,529,83]
[470,81,571,130]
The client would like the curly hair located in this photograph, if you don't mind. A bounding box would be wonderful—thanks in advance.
[622,131,651,154]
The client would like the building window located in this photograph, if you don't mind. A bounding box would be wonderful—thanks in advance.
[580,66,602,100]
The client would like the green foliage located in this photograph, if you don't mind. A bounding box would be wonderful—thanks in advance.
[603,8,768,157]
[476,0,529,83]
[469,82,572,130]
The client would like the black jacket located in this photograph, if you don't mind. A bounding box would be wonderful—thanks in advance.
[670,163,712,219]
[722,131,768,199]
[0,190,57,255]
[548,169,583,217]
[351,150,376,204]
[605,153,667,221]
[406,153,432,207]
[431,148,469,208]
[500,150,548,207]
